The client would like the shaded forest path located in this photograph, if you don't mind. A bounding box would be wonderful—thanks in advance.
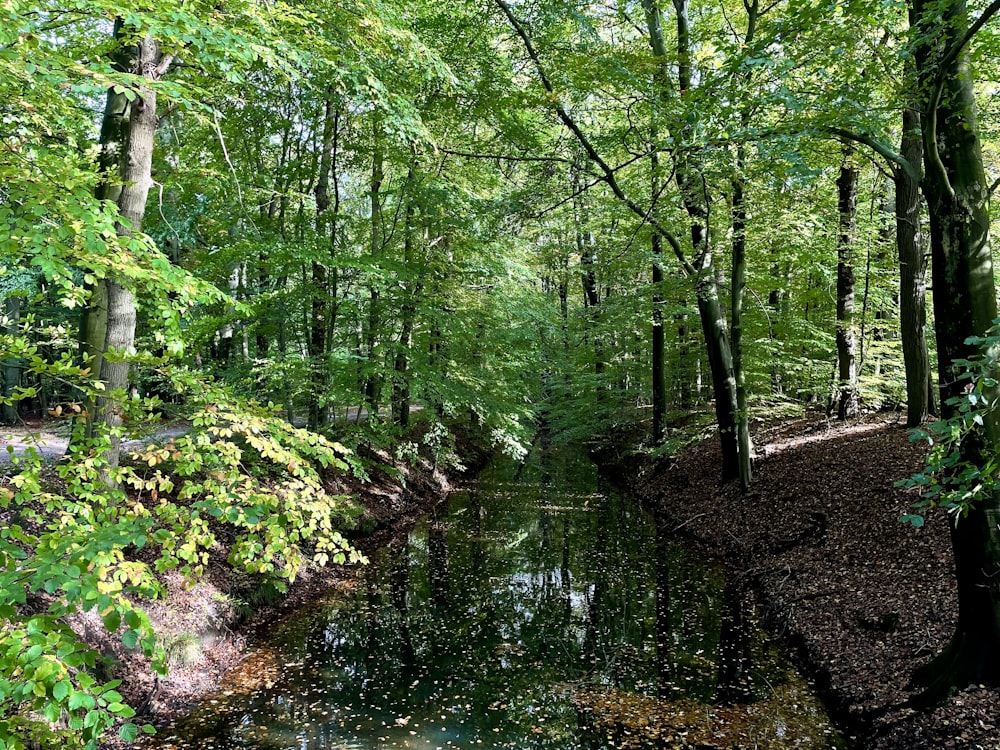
[608,415,998,749]
[0,405,424,463]
[0,421,191,463]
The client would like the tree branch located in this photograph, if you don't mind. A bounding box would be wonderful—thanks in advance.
[438,147,573,164]
[921,0,1000,200]
[939,0,1000,75]
[826,126,921,184]
[493,0,694,276]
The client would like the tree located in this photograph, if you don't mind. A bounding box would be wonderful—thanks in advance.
[907,0,1000,699]
[835,146,860,420]
[498,0,744,479]
[895,102,936,427]
[90,32,173,478]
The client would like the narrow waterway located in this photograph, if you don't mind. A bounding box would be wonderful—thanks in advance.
[148,448,844,749]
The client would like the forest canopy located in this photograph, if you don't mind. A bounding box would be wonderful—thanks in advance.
[3,0,1000,746]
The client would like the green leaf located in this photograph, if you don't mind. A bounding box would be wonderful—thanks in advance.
[119,722,138,743]
[109,702,135,718]
[121,629,139,650]
[103,609,121,633]
[53,680,70,702]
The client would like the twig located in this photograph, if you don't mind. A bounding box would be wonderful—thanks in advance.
[672,512,707,532]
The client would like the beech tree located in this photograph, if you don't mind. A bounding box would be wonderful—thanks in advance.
[907,0,1000,699]
[835,147,860,420]
[87,30,173,477]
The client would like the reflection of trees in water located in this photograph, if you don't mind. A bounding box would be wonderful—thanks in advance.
[715,575,754,705]
[389,537,416,666]
[428,501,450,612]
[655,510,673,699]
[561,518,572,623]
[164,450,794,750]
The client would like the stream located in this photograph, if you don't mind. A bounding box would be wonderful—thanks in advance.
[147,448,845,749]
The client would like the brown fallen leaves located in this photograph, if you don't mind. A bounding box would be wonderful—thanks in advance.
[612,415,1000,750]
[575,683,842,749]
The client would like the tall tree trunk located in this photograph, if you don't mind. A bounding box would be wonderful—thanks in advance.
[309,98,337,430]
[729,0,758,490]
[2,296,21,425]
[650,149,666,445]
[93,34,170,477]
[896,104,935,426]
[910,0,1000,699]
[731,142,751,489]
[364,119,384,412]
[394,166,420,428]
[672,0,740,480]
[641,0,739,477]
[80,19,130,437]
[835,147,860,420]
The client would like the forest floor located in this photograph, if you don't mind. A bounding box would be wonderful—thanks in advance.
[606,414,999,750]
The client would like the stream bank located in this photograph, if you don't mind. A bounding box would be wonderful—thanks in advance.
[96,425,491,748]
[140,444,845,750]
[598,416,1000,749]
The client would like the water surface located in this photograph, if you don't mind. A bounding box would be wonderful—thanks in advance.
[148,449,843,749]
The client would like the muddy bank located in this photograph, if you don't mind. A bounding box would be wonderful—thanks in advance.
[93,430,490,748]
[598,416,999,750]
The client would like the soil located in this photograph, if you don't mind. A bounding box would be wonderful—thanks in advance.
[600,415,1000,750]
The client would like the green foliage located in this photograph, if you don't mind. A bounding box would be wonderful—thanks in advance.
[898,322,1000,528]
[0,365,366,748]
[1,0,986,740]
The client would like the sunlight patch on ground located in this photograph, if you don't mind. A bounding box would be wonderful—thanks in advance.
[760,420,889,460]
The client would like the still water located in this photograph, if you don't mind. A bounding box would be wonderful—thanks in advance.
[148,449,844,749]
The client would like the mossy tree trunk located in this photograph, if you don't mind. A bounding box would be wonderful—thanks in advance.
[92,34,171,478]
[911,0,1000,699]
[896,104,935,427]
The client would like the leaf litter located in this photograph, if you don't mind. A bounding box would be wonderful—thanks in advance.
[610,415,1000,749]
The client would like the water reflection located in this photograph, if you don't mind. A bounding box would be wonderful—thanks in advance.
[147,450,843,750]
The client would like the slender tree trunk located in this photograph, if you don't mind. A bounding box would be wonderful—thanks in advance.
[574,159,604,375]
[2,296,21,425]
[676,0,739,480]
[309,98,337,430]
[731,142,751,489]
[729,1,759,491]
[768,275,784,395]
[364,119,384,412]
[910,0,1000,698]
[276,273,294,423]
[694,268,739,480]
[394,166,421,428]
[835,147,860,420]
[896,105,934,426]
[558,250,570,352]
[641,0,740,476]
[651,149,666,445]
[676,295,693,407]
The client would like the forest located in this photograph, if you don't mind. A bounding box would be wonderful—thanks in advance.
[2,0,1000,747]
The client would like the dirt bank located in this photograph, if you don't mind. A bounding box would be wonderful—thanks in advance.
[601,416,999,750]
[90,431,490,748]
